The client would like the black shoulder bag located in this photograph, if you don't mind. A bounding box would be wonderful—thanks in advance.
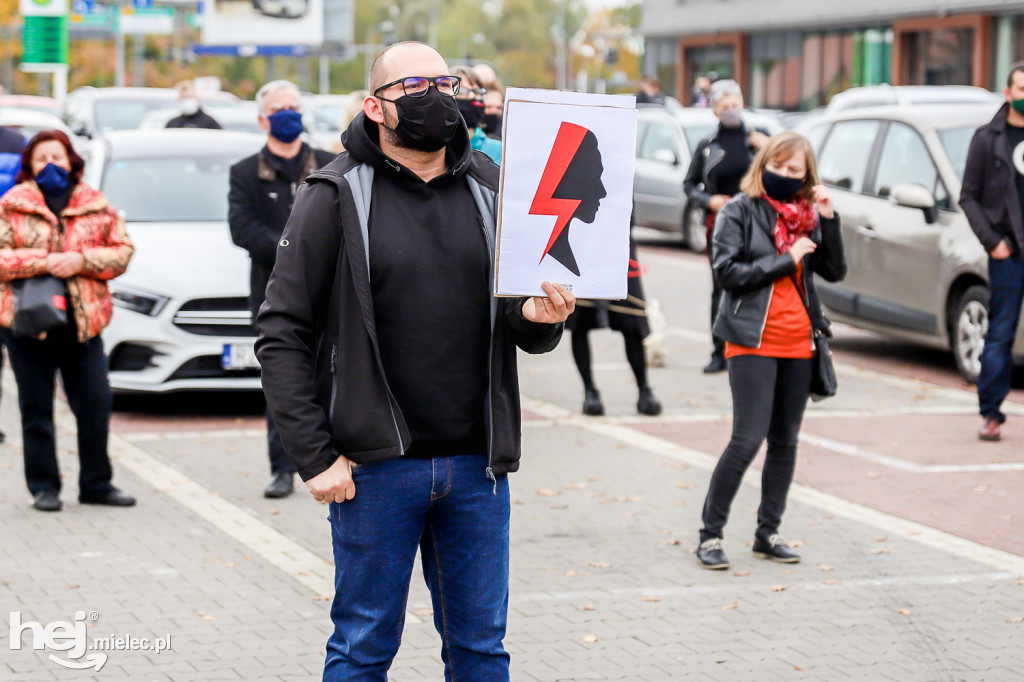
[790,273,837,402]
[12,209,69,338]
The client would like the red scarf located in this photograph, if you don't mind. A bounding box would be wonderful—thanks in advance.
[763,195,817,254]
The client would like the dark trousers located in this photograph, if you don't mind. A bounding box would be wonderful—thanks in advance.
[266,407,295,475]
[710,279,725,360]
[978,256,1024,423]
[2,326,114,497]
[700,354,812,543]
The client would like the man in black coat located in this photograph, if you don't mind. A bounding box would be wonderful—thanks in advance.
[228,79,333,497]
[165,80,221,130]
[255,42,573,678]
[960,62,1024,442]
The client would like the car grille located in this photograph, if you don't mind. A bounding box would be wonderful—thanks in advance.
[168,355,262,381]
[172,297,255,337]
[108,342,160,372]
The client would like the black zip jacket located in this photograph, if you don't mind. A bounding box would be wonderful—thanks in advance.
[711,194,846,348]
[254,113,563,481]
[228,143,335,318]
[960,102,1024,257]
[166,109,222,129]
[683,124,760,217]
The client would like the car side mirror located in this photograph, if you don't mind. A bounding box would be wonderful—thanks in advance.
[651,148,677,165]
[891,183,938,224]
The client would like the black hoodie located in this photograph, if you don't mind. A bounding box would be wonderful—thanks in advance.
[255,113,563,480]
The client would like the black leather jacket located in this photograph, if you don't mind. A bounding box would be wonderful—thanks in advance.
[683,124,760,217]
[711,194,846,348]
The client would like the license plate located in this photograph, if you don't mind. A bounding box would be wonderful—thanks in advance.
[221,343,260,370]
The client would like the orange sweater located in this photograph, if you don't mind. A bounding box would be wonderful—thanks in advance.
[725,262,813,360]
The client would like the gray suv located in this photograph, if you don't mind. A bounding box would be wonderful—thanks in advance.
[799,102,1024,382]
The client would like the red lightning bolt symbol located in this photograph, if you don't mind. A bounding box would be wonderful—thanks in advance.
[530,121,589,265]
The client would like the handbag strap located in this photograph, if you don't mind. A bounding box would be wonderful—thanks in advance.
[788,270,821,338]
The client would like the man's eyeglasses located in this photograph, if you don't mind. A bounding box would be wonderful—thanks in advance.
[374,76,462,100]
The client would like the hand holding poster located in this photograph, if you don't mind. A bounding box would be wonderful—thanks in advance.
[494,89,637,299]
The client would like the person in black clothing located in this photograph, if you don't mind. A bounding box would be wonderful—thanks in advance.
[0,88,26,445]
[228,79,332,499]
[961,62,1024,442]
[166,80,222,130]
[684,79,769,374]
[255,42,572,679]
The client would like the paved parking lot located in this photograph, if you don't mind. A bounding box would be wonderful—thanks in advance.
[2,245,1023,680]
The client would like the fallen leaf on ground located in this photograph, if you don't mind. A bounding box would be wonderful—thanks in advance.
[722,602,740,610]
[823,579,842,586]
[197,612,215,621]
[906,530,920,536]
[662,539,681,546]
[788,540,805,548]
[582,634,598,643]
[898,609,913,616]
[536,488,560,497]
[871,548,890,555]
[549,504,568,510]
[676,481,696,489]
[413,608,433,618]
[582,604,597,611]
[783,570,794,575]
[312,596,330,602]
[268,508,280,515]
[203,557,216,564]
[1014,578,1024,586]
[640,595,662,602]
[770,585,787,592]
[818,564,835,572]
[65,585,80,589]
[587,492,602,499]
[224,562,236,568]
[807,518,822,525]
[513,499,525,505]
[623,511,636,518]
[672,501,687,507]
[671,463,686,470]
[733,571,751,577]
[972,484,990,493]
[587,476,601,482]
[564,570,577,577]
[873,536,889,542]
[244,555,254,560]
[563,482,586,490]
[1007,616,1024,623]
[588,561,611,568]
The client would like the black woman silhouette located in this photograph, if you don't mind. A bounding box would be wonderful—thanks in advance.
[530,121,607,276]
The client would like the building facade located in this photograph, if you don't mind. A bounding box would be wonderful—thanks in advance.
[641,0,1024,110]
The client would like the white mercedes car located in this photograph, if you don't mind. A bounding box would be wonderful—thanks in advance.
[82,129,266,393]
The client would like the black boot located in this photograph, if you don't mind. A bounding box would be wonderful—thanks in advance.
[702,355,727,374]
[264,471,295,498]
[637,386,662,416]
[582,388,604,416]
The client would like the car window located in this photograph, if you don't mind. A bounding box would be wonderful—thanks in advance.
[102,155,241,222]
[874,122,949,210]
[817,120,881,192]
[638,122,678,161]
[94,99,176,132]
[937,125,976,181]
[682,123,716,153]
[635,120,649,155]
[314,104,346,132]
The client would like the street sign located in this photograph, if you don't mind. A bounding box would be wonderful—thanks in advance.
[69,7,114,29]
[119,6,173,34]
[22,15,69,67]
[20,0,68,17]
[70,0,92,14]
[133,0,152,8]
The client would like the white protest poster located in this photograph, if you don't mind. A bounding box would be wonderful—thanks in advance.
[494,88,637,299]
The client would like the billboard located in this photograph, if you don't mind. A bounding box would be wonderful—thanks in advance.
[202,0,323,46]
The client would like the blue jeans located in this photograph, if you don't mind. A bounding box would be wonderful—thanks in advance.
[979,256,1024,423]
[324,454,510,682]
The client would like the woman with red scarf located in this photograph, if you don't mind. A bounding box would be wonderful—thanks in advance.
[695,132,846,570]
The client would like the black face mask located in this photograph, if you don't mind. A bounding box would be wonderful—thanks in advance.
[482,113,502,137]
[456,99,484,130]
[762,170,805,201]
[385,87,462,152]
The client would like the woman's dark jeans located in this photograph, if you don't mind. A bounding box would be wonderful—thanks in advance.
[2,325,114,497]
[700,354,812,543]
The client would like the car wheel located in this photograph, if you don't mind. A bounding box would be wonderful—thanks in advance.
[952,285,989,384]
[684,205,707,254]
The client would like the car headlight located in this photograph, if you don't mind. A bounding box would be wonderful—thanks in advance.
[110,285,170,316]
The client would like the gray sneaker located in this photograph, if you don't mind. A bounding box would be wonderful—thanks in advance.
[696,538,729,570]
[752,534,800,563]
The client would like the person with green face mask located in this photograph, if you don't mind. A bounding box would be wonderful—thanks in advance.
[960,61,1024,443]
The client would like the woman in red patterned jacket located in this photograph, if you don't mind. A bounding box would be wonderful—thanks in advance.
[0,130,135,512]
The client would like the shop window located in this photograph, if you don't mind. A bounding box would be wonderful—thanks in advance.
[903,28,974,85]
[685,45,734,93]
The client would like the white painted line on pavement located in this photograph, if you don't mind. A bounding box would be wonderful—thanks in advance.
[520,395,1024,575]
[122,428,267,442]
[511,571,1020,605]
[799,432,1024,473]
